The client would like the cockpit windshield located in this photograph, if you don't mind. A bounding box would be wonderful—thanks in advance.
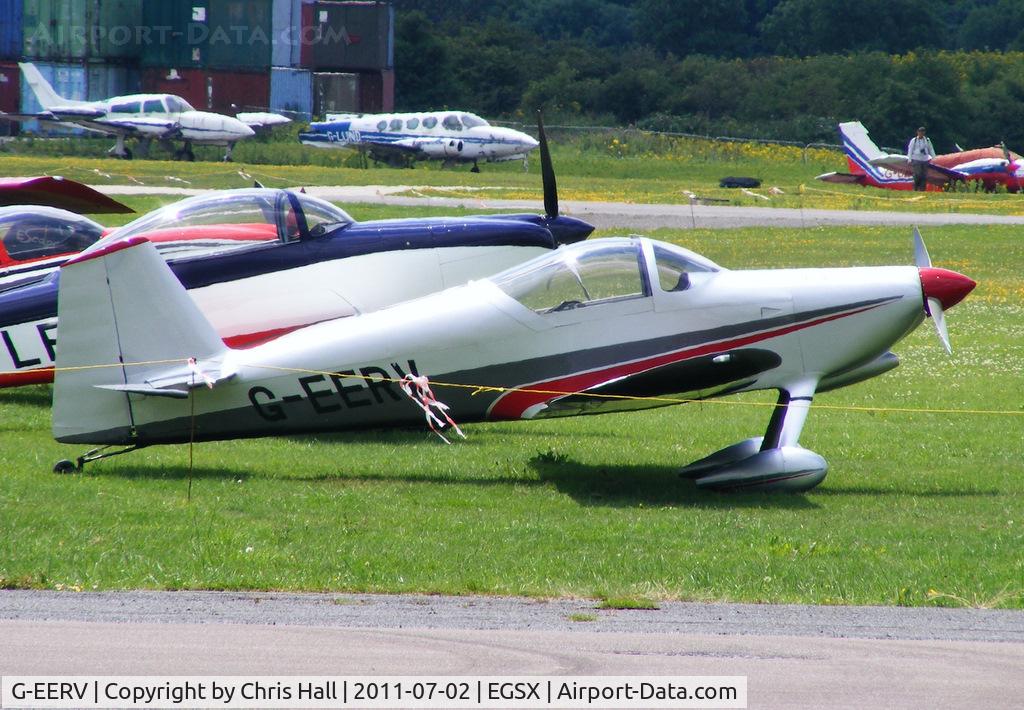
[0,206,103,264]
[651,243,719,292]
[104,188,353,258]
[493,238,649,313]
[165,96,193,113]
[460,113,488,129]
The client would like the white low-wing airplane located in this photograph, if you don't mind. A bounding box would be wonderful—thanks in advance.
[299,111,539,171]
[51,226,974,492]
[2,62,289,161]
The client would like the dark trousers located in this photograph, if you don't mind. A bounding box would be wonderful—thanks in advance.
[911,161,929,191]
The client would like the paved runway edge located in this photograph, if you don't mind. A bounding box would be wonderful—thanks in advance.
[1,590,1022,643]
[92,185,1024,231]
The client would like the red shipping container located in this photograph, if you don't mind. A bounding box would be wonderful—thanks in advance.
[0,62,20,113]
[358,69,380,113]
[0,62,19,136]
[141,67,210,111]
[299,1,315,68]
[207,69,270,114]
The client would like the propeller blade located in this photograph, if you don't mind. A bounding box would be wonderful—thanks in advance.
[912,226,931,268]
[537,110,558,219]
[928,297,952,354]
[1001,140,1012,165]
[916,226,976,355]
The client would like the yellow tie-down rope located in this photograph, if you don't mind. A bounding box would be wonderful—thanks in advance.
[9,358,1019,420]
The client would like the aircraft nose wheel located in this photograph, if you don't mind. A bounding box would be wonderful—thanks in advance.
[53,459,80,474]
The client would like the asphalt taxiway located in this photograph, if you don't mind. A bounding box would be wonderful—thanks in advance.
[2,591,1022,709]
[96,184,1024,231]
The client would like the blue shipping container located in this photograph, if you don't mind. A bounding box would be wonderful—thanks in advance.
[87,62,140,101]
[0,0,23,59]
[270,66,311,120]
[271,0,303,68]
[20,61,87,134]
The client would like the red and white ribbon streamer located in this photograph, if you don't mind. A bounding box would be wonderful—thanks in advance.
[400,373,466,444]
[187,357,216,389]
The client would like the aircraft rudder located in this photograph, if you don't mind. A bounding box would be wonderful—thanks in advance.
[52,238,228,444]
[18,62,67,110]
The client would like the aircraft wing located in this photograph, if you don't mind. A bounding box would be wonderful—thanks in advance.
[358,138,432,156]
[868,154,914,175]
[924,162,965,183]
[0,176,133,214]
[815,171,866,184]
[0,107,104,123]
[93,116,179,138]
[869,155,963,185]
[236,112,291,129]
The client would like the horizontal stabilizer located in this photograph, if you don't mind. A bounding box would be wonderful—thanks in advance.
[815,171,866,184]
[868,154,912,173]
[237,112,291,129]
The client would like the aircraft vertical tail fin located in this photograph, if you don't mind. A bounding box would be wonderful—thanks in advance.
[52,238,230,444]
[837,121,887,175]
[19,62,88,110]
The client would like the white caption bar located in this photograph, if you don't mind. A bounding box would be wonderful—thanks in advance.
[1,676,747,709]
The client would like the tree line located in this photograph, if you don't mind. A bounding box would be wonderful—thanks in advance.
[392,0,1024,150]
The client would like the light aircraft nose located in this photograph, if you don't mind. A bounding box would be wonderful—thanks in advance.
[919,267,976,311]
[234,120,256,138]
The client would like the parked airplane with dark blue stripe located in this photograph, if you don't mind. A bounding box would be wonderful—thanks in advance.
[0,118,592,387]
[299,110,539,171]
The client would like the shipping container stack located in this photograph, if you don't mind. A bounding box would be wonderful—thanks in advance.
[301,0,394,117]
[0,0,394,138]
[11,0,145,135]
[1,0,24,134]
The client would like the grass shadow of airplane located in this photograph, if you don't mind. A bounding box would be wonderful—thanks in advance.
[528,453,819,510]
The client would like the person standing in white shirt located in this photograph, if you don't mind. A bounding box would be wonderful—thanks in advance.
[907,126,936,191]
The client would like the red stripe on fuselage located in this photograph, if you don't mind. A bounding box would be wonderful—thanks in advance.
[487,303,887,419]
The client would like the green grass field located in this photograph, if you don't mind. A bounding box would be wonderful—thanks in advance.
[6,130,1024,215]
[0,200,1021,606]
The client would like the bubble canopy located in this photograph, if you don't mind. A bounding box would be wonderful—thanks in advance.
[0,206,104,264]
[101,189,354,254]
[492,237,721,313]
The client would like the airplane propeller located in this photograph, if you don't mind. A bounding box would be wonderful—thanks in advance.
[537,110,558,219]
[914,226,975,354]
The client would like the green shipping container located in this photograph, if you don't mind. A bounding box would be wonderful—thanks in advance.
[23,0,90,60]
[139,0,209,68]
[206,0,272,71]
[92,0,143,60]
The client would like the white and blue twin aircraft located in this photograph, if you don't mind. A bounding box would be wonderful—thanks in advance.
[3,63,288,162]
[299,111,539,171]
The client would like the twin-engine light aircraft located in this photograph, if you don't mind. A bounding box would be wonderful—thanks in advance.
[51,227,974,492]
[2,63,288,161]
[299,111,539,171]
[816,121,1024,192]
